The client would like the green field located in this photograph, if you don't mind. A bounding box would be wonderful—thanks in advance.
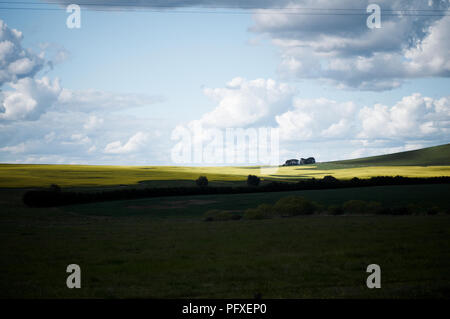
[1,143,449,188]
[1,144,450,298]
[1,184,450,298]
[331,143,450,166]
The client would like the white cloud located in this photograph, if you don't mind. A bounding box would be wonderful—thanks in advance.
[251,1,450,90]
[0,77,61,121]
[104,131,149,154]
[0,20,45,86]
[87,145,97,153]
[195,77,295,128]
[69,133,91,145]
[275,98,357,140]
[57,88,163,112]
[358,93,450,139]
[0,142,26,154]
[83,115,104,130]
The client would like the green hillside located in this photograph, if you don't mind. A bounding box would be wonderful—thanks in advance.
[330,143,450,166]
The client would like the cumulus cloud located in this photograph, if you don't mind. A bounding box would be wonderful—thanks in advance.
[104,131,149,154]
[358,93,450,139]
[0,77,61,121]
[250,0,450,90]
[182,77,449,162]
[194,77,295,128]
[0,20,45,86]
[275,98,357,140]
[274,93,449,144]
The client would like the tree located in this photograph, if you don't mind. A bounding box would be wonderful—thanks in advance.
[50,184,61,192]
[247,175,260,186]
[195,176,208,187]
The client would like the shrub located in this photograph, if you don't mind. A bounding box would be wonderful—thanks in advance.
[274,196,317,216]
[50,184,61,192]
[247,175,261,187]
[366,201,383,215]
[195,176,208,187]
[426,207,439,215]
[328,205,344,215]
[342,200,368,214]
[322,175,338,183]
[203,209,220,221]
[375,207,393,215]
[203,209,239,221]
[391,206,412,215]
[244,203,274,220]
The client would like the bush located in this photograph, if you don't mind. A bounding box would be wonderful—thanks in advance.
[322,175,338,183]
[426,207,440,215]
[342,200,368,214]
[203,209,240,221]
[328,205,344,215]
[50,184,61,192]
[375,207,393,215]
[391,206,412,215]
[274,196,317,216]
[366,201,383,215]
[195,176,208,187]
[244,203,274,220]
[247,175,261,187]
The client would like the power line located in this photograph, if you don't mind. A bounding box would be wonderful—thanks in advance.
[0,5,449,16]
[0,1,449,13]
[9,1,450,11]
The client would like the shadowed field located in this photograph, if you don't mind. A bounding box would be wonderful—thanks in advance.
[1,184,450,298]
[1,209,449,298]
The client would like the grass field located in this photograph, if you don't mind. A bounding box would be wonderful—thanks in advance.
[331,143,450,166]
[62,184,450,218]
[0,164,449,188]
[1,188,449,298]
[1,144,449,188]
[1,184,450,298]
[1,144,450,298]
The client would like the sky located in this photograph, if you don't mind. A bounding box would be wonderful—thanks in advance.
[0,0,449,165]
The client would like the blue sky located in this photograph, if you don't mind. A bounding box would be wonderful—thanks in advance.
[0,1,449,165]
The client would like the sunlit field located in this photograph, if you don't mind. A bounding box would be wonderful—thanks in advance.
[1,164,450,188]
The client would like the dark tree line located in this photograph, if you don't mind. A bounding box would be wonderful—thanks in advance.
[23,175,450,208]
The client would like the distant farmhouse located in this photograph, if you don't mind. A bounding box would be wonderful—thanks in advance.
[283,157,316,166]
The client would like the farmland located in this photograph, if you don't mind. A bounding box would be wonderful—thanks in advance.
[1,144,450,298]
[1,144,449,188]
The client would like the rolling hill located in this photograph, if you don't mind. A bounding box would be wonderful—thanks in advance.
[330,143,450,166]
[0,144,449,188]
